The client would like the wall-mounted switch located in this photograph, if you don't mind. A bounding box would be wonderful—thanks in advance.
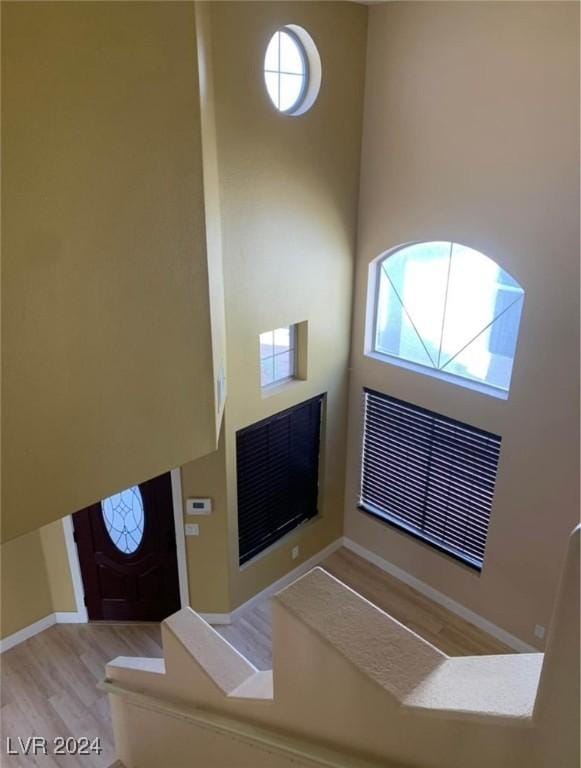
[185,523,199,536]
[292,546,300,560]
[534,624,545,640]
[186,498,212,515]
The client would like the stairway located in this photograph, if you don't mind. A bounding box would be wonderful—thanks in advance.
[101,528,580,768]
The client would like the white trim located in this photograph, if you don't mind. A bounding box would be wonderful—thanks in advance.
[364,351,509,401]
[198,537,344,626]
[3,475,190,653]
[0,614,56,653]
[55,611,87,624]
[62,472,190,619]
[230,537,343,623]
[342,537,537,653]
[2,535,534,656]
[171,467,190,609]
[62,515,89,623]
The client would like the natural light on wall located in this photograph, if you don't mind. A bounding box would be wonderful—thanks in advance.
[263,25,321,116]
[369,242,525,396]
[259,325,297,388]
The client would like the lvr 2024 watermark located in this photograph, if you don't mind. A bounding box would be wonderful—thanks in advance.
[5,736,102,757]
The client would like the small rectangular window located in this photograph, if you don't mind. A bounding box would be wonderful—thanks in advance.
[359,389,501,571]
[237,395,323,565]
[259,325,297,388]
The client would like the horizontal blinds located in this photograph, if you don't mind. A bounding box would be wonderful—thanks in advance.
[237,395,324,565]
[360,389,501,570]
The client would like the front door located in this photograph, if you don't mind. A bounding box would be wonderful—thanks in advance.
[73,472,181,621]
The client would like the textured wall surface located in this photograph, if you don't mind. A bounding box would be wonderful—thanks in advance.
[2,1,218,542]
[0,530,52,638]
[181,1,367,613]
[39,519,76,614]
[344,0,580,649]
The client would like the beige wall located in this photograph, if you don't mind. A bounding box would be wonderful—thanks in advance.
[0,530,52,639]
[39,519,77,614]
[535,526,580,767]
[345,1,580,648]
[180,430,231,614]
[2,1,220,543]
[180,1,367,613]
[196,1,228,436]
[0,518,77,639]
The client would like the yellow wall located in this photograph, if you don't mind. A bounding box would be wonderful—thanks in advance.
[180,430,231,614]
[0,518,78,639]
[181,1,367,612]
[39,519,77,614]
[4,0,575,652]
[344,1,580,648]
[2,1,220,543]
[196,2,228,436]
[0,530,52,639]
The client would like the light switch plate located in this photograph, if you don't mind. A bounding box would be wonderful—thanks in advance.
[185,523,199,537]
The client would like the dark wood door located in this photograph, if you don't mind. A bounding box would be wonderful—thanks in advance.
[73,472,181,621]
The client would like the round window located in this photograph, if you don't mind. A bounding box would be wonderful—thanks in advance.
[263,25,321,116]
[101,486,145,554]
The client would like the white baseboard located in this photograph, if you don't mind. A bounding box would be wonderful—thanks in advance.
[0,614,56,653]
[0,539,343,651]
[342,536,538,654]
[56,609,88,624]
[2,535,534,656]
[224,537,344,624]
[1,608,89,654]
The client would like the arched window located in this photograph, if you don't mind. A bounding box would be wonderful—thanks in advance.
[370,242,524,396]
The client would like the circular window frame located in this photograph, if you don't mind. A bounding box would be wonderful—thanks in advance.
[263,25,322,117]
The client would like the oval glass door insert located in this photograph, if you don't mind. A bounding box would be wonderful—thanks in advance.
[101,486,145,554]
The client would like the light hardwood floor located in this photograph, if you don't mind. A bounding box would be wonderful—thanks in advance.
[1,547,511,766]
[216,547,512,670]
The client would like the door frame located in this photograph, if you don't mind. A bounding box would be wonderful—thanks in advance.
[63,467,190,622]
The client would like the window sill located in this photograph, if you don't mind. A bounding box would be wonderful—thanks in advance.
[364,351,509,401]
[239,514,321,571]
[358,503,482,573]
[261,376,305,399]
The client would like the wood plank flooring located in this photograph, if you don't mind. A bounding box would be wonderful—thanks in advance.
[0,623,163,767]
[1,547,512,766]
[215,547,511,670]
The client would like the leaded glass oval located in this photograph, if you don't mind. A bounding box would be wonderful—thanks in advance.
[101,486,145,554]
